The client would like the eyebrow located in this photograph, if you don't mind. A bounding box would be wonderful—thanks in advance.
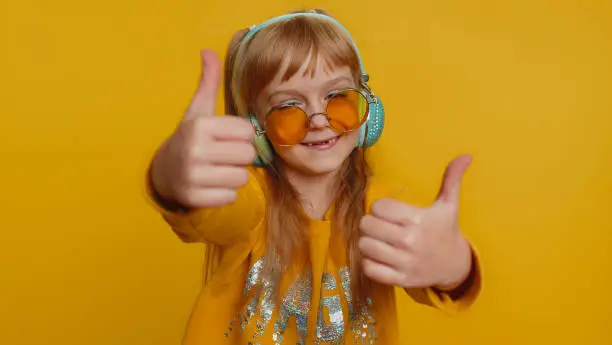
[266,75,354,104]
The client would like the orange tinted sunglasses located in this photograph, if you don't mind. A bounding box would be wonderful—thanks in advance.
[257,89,371,146]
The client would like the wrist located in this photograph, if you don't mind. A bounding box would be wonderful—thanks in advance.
[435,235,472,291]
[148,153,190,213]
[431,247,477,301]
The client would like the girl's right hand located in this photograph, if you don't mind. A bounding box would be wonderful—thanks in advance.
[150,49,256,210]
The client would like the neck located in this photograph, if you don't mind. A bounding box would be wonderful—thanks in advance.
[284,168,339,220]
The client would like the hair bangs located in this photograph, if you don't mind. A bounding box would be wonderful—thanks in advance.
[236,15,362,113]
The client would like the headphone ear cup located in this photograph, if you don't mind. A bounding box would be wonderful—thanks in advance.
[357,95,385,147]
[249,115,274,167]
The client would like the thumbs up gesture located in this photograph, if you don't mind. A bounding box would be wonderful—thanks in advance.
[150,50,256,209]
[359,155,474,290]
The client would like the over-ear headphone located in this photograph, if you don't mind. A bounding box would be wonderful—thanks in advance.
[232,12,385,167]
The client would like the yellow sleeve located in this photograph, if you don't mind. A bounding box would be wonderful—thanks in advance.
[145,165,266,247]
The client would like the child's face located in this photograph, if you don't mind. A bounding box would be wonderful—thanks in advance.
[255,55,360,176]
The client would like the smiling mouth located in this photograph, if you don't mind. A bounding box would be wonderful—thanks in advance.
[300,136,340,147]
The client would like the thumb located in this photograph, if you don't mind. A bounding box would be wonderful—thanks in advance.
[185,49,222,120]
[436,154,472,204]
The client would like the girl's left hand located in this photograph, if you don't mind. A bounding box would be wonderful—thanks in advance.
[358,155,474,290]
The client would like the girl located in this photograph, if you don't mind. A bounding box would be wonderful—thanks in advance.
[148,8,481,345]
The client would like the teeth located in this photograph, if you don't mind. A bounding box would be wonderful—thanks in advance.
[304,137,334,146]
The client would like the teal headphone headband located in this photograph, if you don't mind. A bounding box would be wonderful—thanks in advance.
[240,13,368,78]
[232,12,386,166]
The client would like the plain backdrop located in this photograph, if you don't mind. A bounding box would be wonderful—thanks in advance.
[1,0,611,344]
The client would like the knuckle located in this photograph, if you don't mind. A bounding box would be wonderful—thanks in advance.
[240,143,256,162]
[399,236,411,250]
[371,199,388,216]
[191,116,216,137]
[359,217,368,231]
[188,142,211,163]
[358,237,374,254]
[358,236,368,250]
[223,116,254,139]
[402,234,417,249]
[360,215,374,230]
[186,116,205,133]
[240,120,256,138]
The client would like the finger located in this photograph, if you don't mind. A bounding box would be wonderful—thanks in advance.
[185,49,222,119]
[359,215,407,247]
[181,188,237,208]
[195,142,256,166]
[208,117,255,142]
[370,198,421,226]
[362,258,405,286]
[189,116,255,142]
[359,236,407,269]
[436,154,472,204]
[189,166,249,189]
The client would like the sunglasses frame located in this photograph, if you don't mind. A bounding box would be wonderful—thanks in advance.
[254,86,379,146]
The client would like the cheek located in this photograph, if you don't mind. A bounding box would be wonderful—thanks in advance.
[270,143,295,162]
[344,130,360,147]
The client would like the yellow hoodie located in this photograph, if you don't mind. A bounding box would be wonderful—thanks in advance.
[148,167,481,345]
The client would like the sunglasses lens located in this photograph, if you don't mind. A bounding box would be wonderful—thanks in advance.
[266,106,308,145]
[326,90,368,132]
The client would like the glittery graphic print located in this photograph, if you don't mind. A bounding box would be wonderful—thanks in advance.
[323,272,337,290]
[245,257,264,295]
[338,267,378,345]
[223,259,379,344]
[244,258,276,337]
[273,271,312,344]
[256,278,274,339]
[339,267,353,315]
[316,273,344,344]
[350,297,378,344]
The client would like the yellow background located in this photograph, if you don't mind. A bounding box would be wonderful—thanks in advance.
[1,0,610,344]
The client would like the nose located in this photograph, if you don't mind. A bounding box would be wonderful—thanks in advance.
[309,113,329,129]
[306,101,328,129]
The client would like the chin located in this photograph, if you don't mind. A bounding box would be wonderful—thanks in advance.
[297,156,346,176]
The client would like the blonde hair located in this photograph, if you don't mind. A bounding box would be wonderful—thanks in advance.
[223,9,372,308]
